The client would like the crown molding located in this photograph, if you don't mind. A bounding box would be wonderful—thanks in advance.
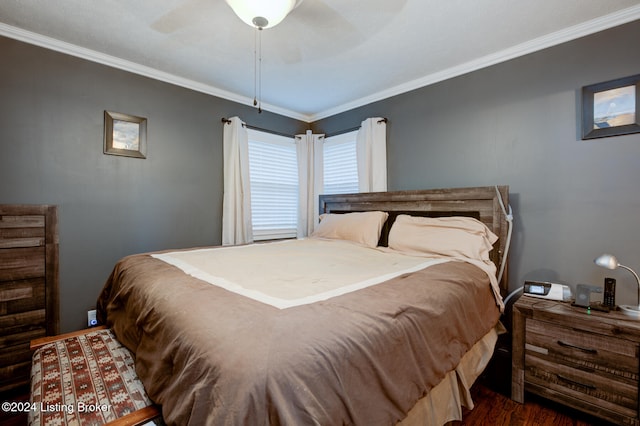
[0,22,309,122]
[2,4,639,124]
[310,5,640,121]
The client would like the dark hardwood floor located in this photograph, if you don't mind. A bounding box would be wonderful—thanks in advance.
[453,383,616,426]
[0,383,619,426]
[0,389,28,426]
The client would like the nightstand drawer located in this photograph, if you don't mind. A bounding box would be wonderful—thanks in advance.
[526,318,639,378]
[526,354,638,418]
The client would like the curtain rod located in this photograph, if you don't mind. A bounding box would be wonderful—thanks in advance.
[324,118,387,138]
[221,118,297,138]
[222,117,388,139]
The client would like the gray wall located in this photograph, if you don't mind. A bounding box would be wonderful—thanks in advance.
[313,21,640,307]
[3,20,640,332]
[0,37,308,332]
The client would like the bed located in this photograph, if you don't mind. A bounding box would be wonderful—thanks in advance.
[96,186,510,425]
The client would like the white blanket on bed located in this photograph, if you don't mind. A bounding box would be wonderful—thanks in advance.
[152,239,447,309]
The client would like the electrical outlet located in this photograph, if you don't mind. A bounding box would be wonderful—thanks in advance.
[87,309,98,327]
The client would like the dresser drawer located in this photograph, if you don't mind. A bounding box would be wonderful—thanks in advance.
[0,247,45,281]
[0,341,33,393]
[0,214,45,249]
[0,341,33,375]
[0,277,46,316]
[0,309,46,337]
[525,318,639,378]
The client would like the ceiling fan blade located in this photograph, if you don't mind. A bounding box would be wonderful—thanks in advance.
[151,0,213,34]
[269,0,407,63]
[292,0,358,37]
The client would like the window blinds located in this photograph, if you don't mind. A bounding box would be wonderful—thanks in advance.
[248,134,298,240]
[247,128,359,241]
[323,131,358,195]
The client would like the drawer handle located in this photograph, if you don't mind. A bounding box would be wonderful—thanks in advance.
[557,340,597,354]
[556,374,596,390]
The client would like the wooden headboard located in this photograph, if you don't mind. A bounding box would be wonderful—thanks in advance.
[319,186,510,296]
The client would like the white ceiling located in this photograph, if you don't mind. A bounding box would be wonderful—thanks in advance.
[1,0,640,122]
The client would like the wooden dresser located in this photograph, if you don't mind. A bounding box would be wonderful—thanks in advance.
[512,296,640,426]
[0,205,59,395]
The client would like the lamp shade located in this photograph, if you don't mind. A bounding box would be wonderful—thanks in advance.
[594,253,619,270]
[225,0,302,29]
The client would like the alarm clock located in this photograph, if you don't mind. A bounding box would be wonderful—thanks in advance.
[524,280,572,301]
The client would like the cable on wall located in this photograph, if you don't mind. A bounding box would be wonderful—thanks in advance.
[495,185,513,286]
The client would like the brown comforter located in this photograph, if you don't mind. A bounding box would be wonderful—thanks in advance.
[97,248,500,425]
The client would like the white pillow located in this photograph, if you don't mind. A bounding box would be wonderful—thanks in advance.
[310,211,389,248]
[388,215,498,261]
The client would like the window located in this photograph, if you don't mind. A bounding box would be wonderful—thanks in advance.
[323,130,358,195]
[247,129,359,241]
[247,129,298,240]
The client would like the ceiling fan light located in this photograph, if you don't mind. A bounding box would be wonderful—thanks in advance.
[225,0,301,29]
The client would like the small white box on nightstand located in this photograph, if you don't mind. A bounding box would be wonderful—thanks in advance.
[523,281,572,301]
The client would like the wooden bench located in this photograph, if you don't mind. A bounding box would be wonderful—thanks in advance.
[30,326,162,426]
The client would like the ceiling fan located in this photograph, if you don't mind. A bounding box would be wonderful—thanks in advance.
[149,0,406,110]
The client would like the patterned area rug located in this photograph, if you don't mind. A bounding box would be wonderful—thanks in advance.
[29,329,156,425]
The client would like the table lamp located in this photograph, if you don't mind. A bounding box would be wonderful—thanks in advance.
[594,253,640,318]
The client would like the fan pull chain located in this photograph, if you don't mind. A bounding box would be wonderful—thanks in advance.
[253,26,263,113]
[253,27,257,107]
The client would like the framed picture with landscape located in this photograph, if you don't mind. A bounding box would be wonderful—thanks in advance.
[104,111,147,158]
[582,74,640,140]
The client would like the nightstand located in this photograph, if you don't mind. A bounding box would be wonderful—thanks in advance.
[512,296,640,426]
